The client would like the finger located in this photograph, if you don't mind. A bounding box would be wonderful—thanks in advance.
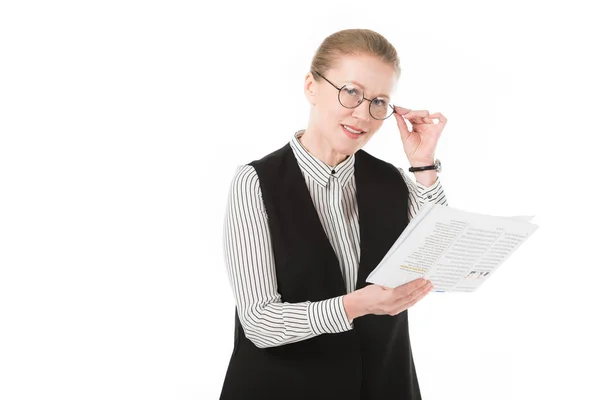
[404,109,430,117]
[390,288,431,315]
[428,112,447,125]
[392,282,433,313]
[394,106,412,115]
[394,109,412,143]
[403,280,433,302]
[403,109,430,120]
[394,106,427,126]
[406,113,430,125]
[393,277,429,297]
[409,116,426,124]
[405,284,433,308]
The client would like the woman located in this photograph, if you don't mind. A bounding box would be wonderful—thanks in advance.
[220,29,448,400]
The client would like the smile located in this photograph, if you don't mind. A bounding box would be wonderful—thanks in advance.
[341,124,366,139]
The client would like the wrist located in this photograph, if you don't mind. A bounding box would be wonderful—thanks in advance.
[408,158,435,167]
[342,292,365,322]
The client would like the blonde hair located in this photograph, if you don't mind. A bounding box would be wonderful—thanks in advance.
[310,29,401,80]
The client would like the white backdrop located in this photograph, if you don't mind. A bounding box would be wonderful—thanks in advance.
[1,0,598,399]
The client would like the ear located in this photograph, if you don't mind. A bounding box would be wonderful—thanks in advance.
[304,72,318,105]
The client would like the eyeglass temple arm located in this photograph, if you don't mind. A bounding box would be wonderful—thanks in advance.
[313,70,342,90]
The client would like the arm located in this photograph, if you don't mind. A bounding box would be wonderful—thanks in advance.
[223,165,353,349]
[397,167,448,221]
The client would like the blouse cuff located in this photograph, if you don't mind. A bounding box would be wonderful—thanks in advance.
[415,175,441,200]
[307,296,353,335]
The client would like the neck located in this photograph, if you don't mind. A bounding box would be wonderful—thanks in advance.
[298,128,349,167]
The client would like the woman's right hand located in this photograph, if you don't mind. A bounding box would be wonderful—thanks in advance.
[343,278,433,321]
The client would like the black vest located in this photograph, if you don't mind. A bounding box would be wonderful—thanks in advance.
[220,143,421,400]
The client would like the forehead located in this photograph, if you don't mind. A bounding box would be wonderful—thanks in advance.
[327,54,398,97]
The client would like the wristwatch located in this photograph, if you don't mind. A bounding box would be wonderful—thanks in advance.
[408,159,442,173]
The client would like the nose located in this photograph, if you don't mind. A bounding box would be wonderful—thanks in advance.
[351,100,371,122]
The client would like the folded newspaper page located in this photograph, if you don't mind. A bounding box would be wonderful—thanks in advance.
[366,203,539,292]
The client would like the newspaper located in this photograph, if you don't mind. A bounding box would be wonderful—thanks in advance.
[366,203,539,292]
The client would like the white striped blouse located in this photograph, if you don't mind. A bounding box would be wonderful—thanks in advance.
[223,130,448,349]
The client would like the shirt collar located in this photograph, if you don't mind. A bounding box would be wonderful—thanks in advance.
[290,130,355,188]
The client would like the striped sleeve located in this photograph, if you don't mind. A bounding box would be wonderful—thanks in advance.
[397,167,448,221]
[223,164,352,349]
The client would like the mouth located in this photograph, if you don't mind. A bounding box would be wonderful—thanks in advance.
[341,124,366,138]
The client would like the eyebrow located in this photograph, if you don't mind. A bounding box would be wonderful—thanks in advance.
[347,80,391,99]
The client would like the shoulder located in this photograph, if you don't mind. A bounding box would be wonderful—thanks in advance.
[229,164,260,197]
[249,142,292,170]
[229,141,291,190]
[226,165,269,217]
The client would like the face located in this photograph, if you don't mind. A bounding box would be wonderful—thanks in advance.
[304,53,398,158]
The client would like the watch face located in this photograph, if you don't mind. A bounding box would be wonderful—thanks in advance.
[435,159,442,172]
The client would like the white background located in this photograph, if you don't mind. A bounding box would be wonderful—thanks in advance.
[1,0,598,399]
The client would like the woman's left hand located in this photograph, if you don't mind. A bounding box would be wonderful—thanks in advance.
[393,106,447,165]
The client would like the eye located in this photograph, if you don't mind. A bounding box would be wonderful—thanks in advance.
[372,98,389,107]
[343,86,360,97]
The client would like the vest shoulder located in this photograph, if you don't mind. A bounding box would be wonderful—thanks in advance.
[248,143,291,168]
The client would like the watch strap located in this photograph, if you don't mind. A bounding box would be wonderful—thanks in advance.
[408,159,441,173]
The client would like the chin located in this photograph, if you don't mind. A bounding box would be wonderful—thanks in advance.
[334,140,363,155]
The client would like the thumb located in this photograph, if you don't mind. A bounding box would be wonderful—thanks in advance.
[394,107,411,143]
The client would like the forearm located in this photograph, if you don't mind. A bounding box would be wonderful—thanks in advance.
[397,166,448,222]
[413,170,437,187]
[225,165,352,349]
[236,296,352,348]
[238,302,314,348]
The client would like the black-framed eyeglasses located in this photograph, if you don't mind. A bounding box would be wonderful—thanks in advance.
[313,70,396,120]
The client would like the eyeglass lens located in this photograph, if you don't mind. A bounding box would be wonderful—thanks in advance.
[339,85,393,120]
